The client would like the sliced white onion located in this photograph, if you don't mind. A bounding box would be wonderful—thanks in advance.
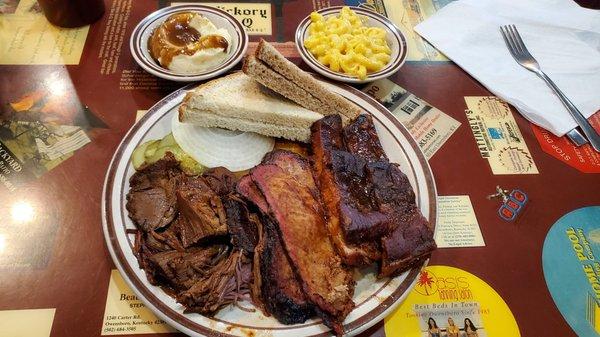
[171,114,275,172]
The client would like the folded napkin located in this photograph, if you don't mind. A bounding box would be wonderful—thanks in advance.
[414,0,600,137]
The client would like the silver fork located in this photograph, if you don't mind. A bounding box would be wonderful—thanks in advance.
[500,24,600,152]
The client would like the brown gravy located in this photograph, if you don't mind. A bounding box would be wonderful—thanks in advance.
[149,12,229,68]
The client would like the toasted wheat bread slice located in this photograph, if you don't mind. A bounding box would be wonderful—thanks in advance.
[246,39,361,121]
[242,56,341,122]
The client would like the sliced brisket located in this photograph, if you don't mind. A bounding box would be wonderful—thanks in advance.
[236,175,269,214]
[262,150,317,194]
[251,155,355,335]
[258,216,314,324]
[237,166,313,323]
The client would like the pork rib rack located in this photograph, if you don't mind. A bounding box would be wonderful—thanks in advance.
[311,114,436,276]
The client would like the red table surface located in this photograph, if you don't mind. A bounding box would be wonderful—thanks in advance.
[0,1,598,337]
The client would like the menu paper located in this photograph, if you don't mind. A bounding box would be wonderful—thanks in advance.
[435,196,485,248]
[464,96,539,175]
[345,0,452,61]
[34,128,90,161]
[363,79,460,159]
[101,270,176,335]
[172,2,273,35]
[0,308,55,337]
[0,0,89,65]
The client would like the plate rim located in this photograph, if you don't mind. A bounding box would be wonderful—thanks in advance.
[129,4,249,82]
[102,76,436,337]
[294,6,408,84]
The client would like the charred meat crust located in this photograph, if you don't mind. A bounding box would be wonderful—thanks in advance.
[259,216,314,324]
[224,194,260,252]
[343,114,387,162]
[237,175,269,214]
[250,158,355,335]
[380,211,436,277]
[329,150,396,242]
[312,116,396,243]
[237,167,314,324]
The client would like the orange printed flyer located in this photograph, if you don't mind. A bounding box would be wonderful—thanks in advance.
[531,111,600,173]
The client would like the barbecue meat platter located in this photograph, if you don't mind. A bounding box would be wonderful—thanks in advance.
[103,40,437,337]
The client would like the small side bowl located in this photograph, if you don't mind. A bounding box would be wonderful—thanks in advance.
[130,4,248,82]
[295,6,407,84]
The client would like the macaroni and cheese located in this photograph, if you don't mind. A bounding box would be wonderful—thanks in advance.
[304,7,391,80]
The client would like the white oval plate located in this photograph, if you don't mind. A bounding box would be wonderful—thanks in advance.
[130,5,248,82]
[295,6,407,84]
[102,77,436,337]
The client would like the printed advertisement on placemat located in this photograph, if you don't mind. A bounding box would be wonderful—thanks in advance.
[0,69,107,191]
[164,0,333,41]
[0,0,89,65]
[542,206,600,337]
[364,79,460,159]
[170,2,273,35]
[345,0,455,62]
[385,265,520,337]
[101,270,176,335]
[464,96,538,175]
[531,111,600,173]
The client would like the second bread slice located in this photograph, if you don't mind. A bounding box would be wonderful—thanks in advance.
[249,39,361,121]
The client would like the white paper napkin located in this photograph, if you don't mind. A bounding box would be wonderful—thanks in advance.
[414,0,600,137]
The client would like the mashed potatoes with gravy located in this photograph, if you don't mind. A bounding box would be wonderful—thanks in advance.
[149,12,232,74]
